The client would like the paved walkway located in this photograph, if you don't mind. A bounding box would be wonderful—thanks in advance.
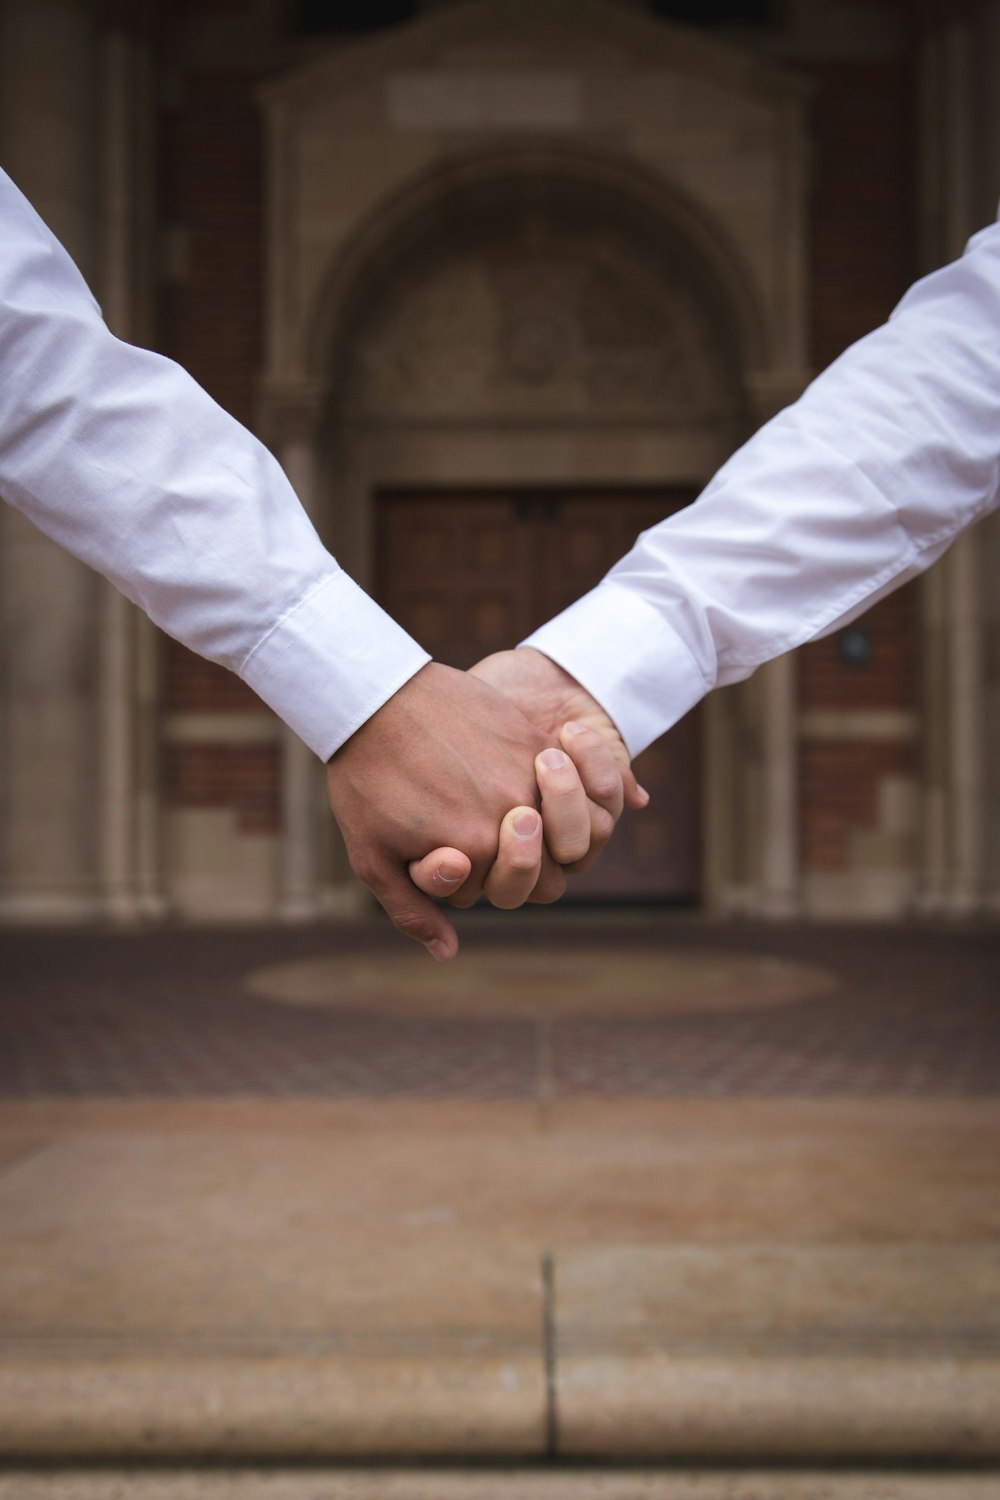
[3,917,998,1099]
[0,916,998,1482]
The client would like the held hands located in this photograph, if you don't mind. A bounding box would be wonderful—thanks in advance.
[326,653,647,960]
[471,647,648,859]
[409,647,648,912]
[327,661,578,960]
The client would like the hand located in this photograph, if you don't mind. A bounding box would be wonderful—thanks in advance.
[410,805,546,914]
[471,648,648,873]
[410,650,648,911]
[326,661,594,960]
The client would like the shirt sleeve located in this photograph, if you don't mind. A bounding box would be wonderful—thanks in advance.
[0,168,429,762]
[524,221,1000,758]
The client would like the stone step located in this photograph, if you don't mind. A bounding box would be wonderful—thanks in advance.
[3,1246,1000,1463]
[4,1099,999,1467]
[0,1469,997,1500]
[553,1245,1000,1461]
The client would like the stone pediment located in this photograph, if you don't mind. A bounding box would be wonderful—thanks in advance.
[260,0,810,390]
[340,212,740,427]
[260,0,806,113]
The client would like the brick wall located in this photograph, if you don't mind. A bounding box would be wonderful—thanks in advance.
[805,55,915,370]
[163,744,281,837]
[799,582,920,713]
[156,33,279,832]
[800,740,918,873]
[796,43,921,881]
[158,70,263,428]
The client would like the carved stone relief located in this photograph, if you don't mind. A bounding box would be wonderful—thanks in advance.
[341,214,736,425]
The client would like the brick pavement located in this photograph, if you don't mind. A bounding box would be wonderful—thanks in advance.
[0,918,997,1100]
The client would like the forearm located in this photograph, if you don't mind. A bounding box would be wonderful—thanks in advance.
[526,221,1000,756]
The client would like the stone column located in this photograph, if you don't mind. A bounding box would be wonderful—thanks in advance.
[944,532,987,912]
[0,0,103,920]
[744,377,808,921]
[756,654,801,918]
[983,507,1000,916]
[971,1,1000,227]
[971,1,1000,912]
[96,21,162,921]
[916,559,949,913]
[914,5,990,916]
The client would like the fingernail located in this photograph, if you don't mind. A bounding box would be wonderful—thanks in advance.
[562,720,588,736]
[636,785,651,805]
[436,861,466,884]
[514,810,539,838]
[426,938,451,961]
[540,748,569,770]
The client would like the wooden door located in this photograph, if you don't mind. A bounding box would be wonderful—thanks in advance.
[377,490,701,902]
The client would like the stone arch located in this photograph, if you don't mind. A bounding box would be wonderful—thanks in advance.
[304,139,771,399]
[256,0,810,921]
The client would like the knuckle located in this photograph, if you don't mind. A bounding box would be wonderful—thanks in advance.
[349,851,380,891]
[530,869,567,905]
[590,807,616,845]
[466,828,502,868]
[544,773,581,800]
[585,768,622,807]
[506,846,543,874]
[548,832,589,865]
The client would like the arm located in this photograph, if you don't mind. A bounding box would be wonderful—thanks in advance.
[519,221,1000,755]
[0,167,425,761]
[438,219,1000,905]
[0,167,609,954]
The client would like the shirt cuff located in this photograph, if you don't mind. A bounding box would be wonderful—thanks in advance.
[522,581,709,758]
[240,570,431,761]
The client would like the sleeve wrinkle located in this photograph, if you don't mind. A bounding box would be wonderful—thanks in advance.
[238,569,342,677]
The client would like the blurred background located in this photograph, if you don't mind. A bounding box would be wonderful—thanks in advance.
[1,0,999,928]
[2,9,1000,1481]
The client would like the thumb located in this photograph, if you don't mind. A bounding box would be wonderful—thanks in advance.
[408,847,473,899]
[375,867,462,961]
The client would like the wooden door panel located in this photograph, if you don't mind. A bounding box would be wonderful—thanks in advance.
[377,489,701,902]
[540,493,700,900]
[380,496,535,669]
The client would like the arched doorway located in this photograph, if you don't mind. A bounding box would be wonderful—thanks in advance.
[315,159,752,905]
[258,0,814,921]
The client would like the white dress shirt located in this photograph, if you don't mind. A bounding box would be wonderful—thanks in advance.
[526,220,1000,757]
[0,167,429,762]
[5,165,999,770]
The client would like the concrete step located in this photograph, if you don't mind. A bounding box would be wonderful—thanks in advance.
[553,1244,1000,1461]
[3,1100,999,1464]
[3,1245,1000,1462]
[0,1469,997,1500]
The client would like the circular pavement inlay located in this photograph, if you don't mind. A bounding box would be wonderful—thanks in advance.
[245,947,837,1019]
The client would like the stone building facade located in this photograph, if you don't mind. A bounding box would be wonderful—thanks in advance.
[1,0,999,924]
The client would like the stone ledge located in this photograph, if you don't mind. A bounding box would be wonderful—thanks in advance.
[3,1345,1000,1463]
[558,1354,1000,1460]
[0,1468,998,1500]
[0,1353,544,1461]
[551,1245,1000,1461]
